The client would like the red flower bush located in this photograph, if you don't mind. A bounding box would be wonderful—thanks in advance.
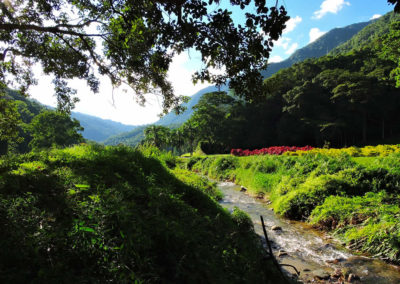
[230,146,314,156]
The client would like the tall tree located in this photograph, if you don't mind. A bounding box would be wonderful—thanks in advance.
[0,92,21,154]
[29,111,84,150]
[0,0,289,113]
[143,125,170,149]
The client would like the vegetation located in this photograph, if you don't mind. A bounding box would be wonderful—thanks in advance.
[2,88,135,145]
[1,2,400,282]
[29,111,84,150]
[0,91,85,155]
[159,14,400,153]
[0,144,286,283]
[70,112,135,142]
[105,12,400,153]
[187,149,400,263]
[103,18,376,147]
[0,0,289,116]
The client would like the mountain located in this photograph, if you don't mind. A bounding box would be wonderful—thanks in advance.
[260,20,371,78]
[102,125,148,146]
[329,12,400,55]
[4,89,136,142]
[159,19,373,125]
[70,112,135,142]
[103,18,376,146]
[155,85,227,126]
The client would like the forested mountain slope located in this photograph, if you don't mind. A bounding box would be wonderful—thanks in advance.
[70,112,135,142]
[102,125,148,146]
[169,14,400,152]
[103,16,381,147]
[260,20,371,78]
[155,85,224,126]
[5,89,135,142]
[330,12,400,55]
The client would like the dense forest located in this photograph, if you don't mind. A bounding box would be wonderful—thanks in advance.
[136,12,400,154]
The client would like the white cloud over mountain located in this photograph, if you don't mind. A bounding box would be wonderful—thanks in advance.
[285,43,299,55]
[370,14,382,20]
[269,55,283,63]
[309,28,327,43]
[283,16,302,34]
[313,0,350,19]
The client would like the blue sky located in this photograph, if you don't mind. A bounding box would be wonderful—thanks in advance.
[30,0,395,125]
[266,0,393,63]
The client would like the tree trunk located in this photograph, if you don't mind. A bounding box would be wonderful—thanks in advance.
[382,118,385,140]
[362,111,367,144]
[0,140,8,155]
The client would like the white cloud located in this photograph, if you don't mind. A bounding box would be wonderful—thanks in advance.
[167,51,211,97]
[269,55,283,63]
[283,16,302,34]
[29,51,211,125]
[370,14,382,20]
[309,28,327,43]
[285,43,299,55]
[313,0,350,19]
[274,37,291,50]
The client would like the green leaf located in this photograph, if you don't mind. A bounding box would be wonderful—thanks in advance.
[80,226,95,233]
[75,184,90,190]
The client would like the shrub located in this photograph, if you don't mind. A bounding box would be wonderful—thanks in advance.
[0,145,281,283]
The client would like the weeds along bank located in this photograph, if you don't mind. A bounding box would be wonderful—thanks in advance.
[186,150,400,264]
[0,144,286,283]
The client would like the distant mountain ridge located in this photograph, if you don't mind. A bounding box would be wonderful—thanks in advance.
[4,89,136,142]
[155,85,228,126]
[260,20,371,78]
[70,112,135,142]
[329,12,399,55]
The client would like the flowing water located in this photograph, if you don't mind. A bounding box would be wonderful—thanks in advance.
[217,181,400,283]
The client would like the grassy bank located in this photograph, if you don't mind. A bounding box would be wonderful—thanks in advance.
[186,152,400,263]
[0,144,286,283]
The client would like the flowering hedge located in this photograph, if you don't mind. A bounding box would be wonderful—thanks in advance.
[230,146,314,156]
[284,144,400,157]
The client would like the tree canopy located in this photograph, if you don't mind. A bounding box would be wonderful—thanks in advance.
[0,0,290,113]
[29,110,84,150]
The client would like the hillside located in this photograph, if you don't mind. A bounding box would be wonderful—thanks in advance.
[260,20,371,78]
[0,144,283,282]
[4,89,136,142]
[155,85,224,126]
[70,112,135,142]
[330,12,400,55]
[102,125,148,146]
[103,18,376,147]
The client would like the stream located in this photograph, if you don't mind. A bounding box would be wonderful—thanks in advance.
[217,181,400,283]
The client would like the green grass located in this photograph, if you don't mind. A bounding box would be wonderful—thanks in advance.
[0,144,285,283]
[186,152,400,263]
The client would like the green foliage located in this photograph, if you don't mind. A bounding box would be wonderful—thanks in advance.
[0,145,283,282]
[0,92,22,153]
[187,151,400,263]
[103,125,148,146]
[0,0,288,113]
[231,207,254,233]
[330,12,400,55]
[381,20,400,87]
[29,111,84,150]
[310,192,400,263]
[143,125,171,149]
[261,20,371,78]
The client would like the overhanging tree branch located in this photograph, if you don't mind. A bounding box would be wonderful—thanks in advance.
[0,23,106,37]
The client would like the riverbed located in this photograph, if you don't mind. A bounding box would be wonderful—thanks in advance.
[217,181,400,283]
